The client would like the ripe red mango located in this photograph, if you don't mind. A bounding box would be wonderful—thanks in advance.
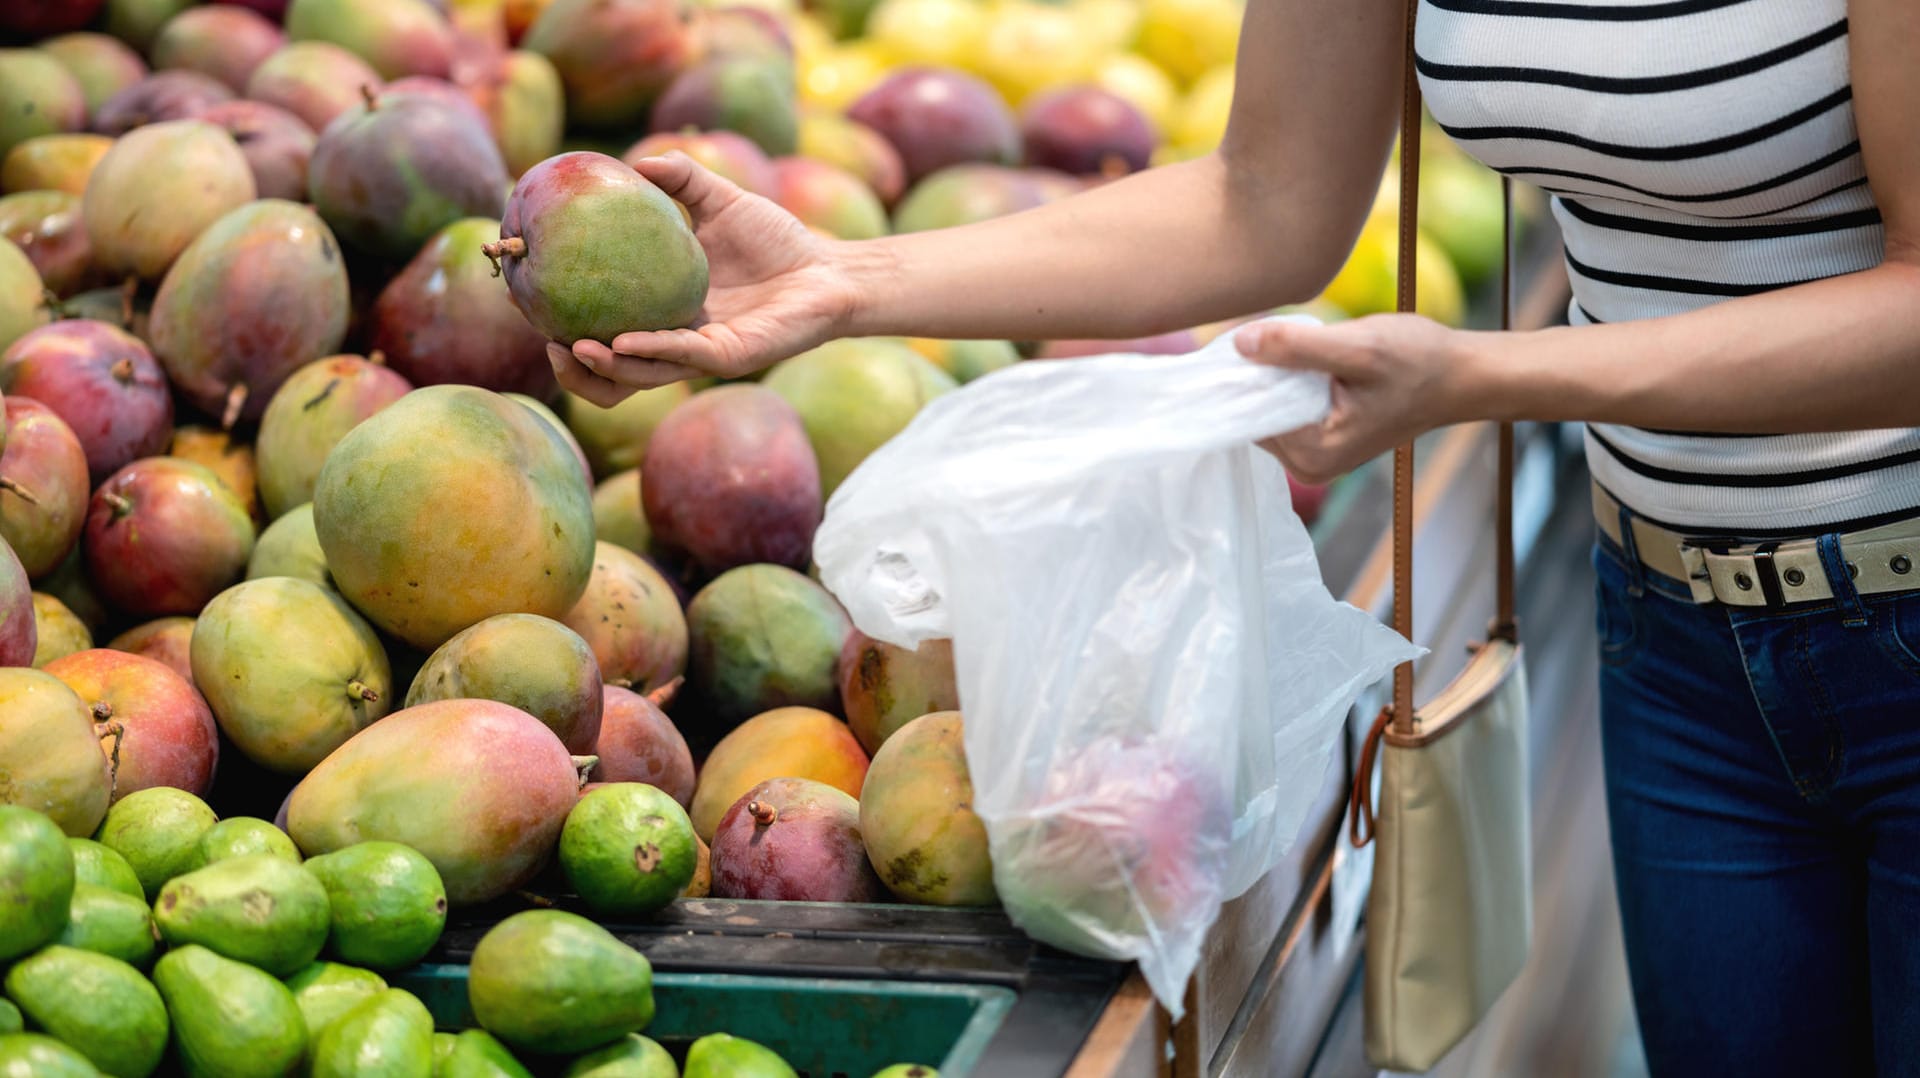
[2,319,174,484]
[44,649,218,802]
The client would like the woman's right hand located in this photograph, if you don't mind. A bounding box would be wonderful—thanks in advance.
[550,152,865,406]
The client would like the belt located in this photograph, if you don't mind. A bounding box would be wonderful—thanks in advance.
[1591,483,1920,608]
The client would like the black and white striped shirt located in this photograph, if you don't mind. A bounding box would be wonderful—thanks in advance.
[1416,0,1901,537]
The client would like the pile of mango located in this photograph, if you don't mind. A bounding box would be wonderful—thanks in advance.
[0,798,939,1076]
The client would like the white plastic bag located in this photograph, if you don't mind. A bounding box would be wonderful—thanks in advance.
[814,317,1420,1015]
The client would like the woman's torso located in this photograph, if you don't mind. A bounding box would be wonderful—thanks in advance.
[1415,0,1903,538]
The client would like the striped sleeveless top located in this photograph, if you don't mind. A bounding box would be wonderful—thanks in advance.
[1415,0,1903,538]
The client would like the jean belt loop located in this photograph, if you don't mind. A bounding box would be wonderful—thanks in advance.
[1616,504,1647,597]
[1816,533,1869,628]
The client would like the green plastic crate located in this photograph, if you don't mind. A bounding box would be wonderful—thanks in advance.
[396,964,1015,1078]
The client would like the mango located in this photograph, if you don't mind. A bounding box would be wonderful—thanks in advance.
[29,592,89,667]
[0,540,30,665]
[0,397,87,580]
[407,613,602,752]
[688,707,866,840]
[560,782,697,915]
[308,91,507,262]
[488,151,707,343]
[311,988,435,1077]
[195,817,301,866]
[304,841,447,969]
[859,712,991,905]
[5,946,168,1077]
[256,355,412,520]
[56,883,156,967]
[524,0,699,129]
[652,56,798,157]
[374,76,492,130]
[763,337,953,496]
[871,1066,939,1077]
[149,200,351,427]
[192,576,391,774]
[1020,86,1153,176]
[562,384,690,480]
[892,163,1048,233]
[68,836,141,898]
[1,133,111,196]
[313,385,596,650]
[195,100,319,203]
[433,1032,458,1071]
[560,542,687,697]
[3,320,174,484]
[772,156,888,240]
[0,51,85,164]
[508,393,593,484]
[154,945,308,1078]
[103,0,196,52]
[591,684,695,807]
[44,649,218,801]
[684,1033,798,1078]
[245,42,385,135]
[483,50,567,177]
[37,547,105,638]
[369,217,551,397]
[287,0,455,80]
[641,387,819,573]
[286,962,388,1048]
[591,471,651,554]
[0,671,108,836]
[837,632,958,754]
[167,426,261,521]
[94,786,216,899]
[154,853,331,976]
[153,6,287,92]
[84,458,255,618]
[685,567,852,739]
[566,1034,677,1077]
[39,34,147,120]
[82,121,255,281]
[247,503,332,587]
[0,1034,98,1077]
[288,699,590,903]
[469,909,655,1055]
[0,192,97,299]
[710,777,883,902]
[847,68,1015,183]
[685,833,710,898]
[0,805,73,960]
[105,617,194,687]
[0,1001,16,1034]
[442,1030,533,1077]
[798,110,906,205]
[0,240,43,356]
[904,338,1018,384]
[623,128,776,197]
[91,69,234,137]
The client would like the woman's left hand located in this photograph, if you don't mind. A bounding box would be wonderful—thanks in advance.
[1235,314,1480,484]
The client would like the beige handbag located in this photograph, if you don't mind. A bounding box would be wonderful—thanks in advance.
[1345,3,1533,1068]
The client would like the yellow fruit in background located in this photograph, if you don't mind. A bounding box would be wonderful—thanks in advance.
[789,12,836,62]
[1134,0,1241,86]
[970,1,1102,105]
[1318,214,1466,326]
[867,0,986,67]
[1151,142,1208,167]
[1419,153,1505,288]
[1094,52,1179,135]
[1075,0,1141,51]
[1171,64,1233,153]
[800,43,891,110]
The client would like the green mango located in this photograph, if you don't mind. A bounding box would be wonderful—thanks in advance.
[442,1030,534,1077]
[246,504,333,588]
[683,1034,797,1078]
[154,854,331,977]
[870,1067,940,1078]
[286,963,388,1052]
[311,988,434,1077]
[66,838,142,899]
[0,1001,18,1034]
[4,945,168,1078]
[564,1034,677,1077]
[0,806,74,961]
[467,910,654,1055]
[94,787,218,900]
[56,884,156,968]
[433,1032,459,1072]
[153,945,307,1078]
[0,1033,100,1077]
[304,841,448,971]
[195,817,302,867]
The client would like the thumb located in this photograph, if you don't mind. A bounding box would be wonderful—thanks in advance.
[630,151,744,222]
[1234,320,1371,381]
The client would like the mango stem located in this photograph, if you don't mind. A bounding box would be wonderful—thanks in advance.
[360,82,379,110]
[110,357,136,384]
[481,237,526,277]
[748,800,777,827]
[646,675,684,709]
[98,720,126,799]
[346,679,380,703]
[570,755,599,788]
[0,477,38,506]
[102,491,132,517]
[221,383,248,430]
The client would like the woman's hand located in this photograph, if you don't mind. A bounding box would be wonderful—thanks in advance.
[1236,314,1479,484]
[549,153,864,406]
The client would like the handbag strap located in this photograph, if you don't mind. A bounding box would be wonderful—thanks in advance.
[1348,0,1517,846]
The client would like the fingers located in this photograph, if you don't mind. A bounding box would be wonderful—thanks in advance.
[548,342,637,408]
[573,338,708,388]
[608,327,727,370]
[630,151,745,222]
[1234,320,1372,381]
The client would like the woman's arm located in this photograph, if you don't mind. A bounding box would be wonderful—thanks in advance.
[557,0,1406,402]
[1245,0,1920,484]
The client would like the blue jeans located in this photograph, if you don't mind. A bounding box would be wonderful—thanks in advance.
[1595,531,1920,1077]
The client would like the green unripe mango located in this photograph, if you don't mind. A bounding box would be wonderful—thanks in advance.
[564,1034,677,1077]
[4,945,168,1078]
[0,1033,100,1077]
[0,806,73,962]
[683,1033,798,1078]
[153,945,307,1078]
[67,838,142,898]
[286,962,388,1058]
[94,787,218,900]
[310,988,434,1077]
[304,841,448,971]
[56,884,156,968]
[195,817,302,867]
[441,1030,534,1077]
[468,910,654,1055]
[154,853,331,976]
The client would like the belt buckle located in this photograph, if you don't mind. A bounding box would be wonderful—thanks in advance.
[1749,542,1789,609]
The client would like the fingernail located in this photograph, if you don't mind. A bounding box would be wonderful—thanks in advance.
[576,350,599,371]
[1233,326,1263,353]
